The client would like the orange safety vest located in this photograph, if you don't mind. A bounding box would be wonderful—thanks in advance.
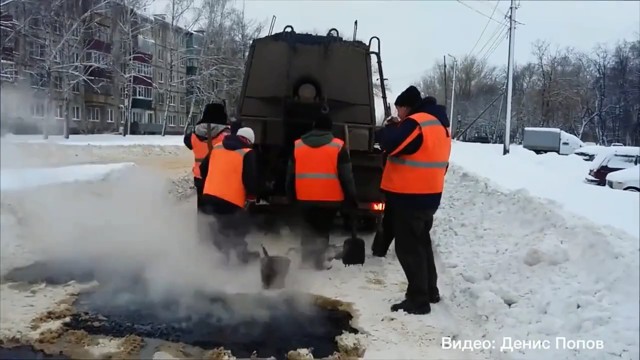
[294,138,345,202]
[380,112,451,194]
[202,144,250,208]
[191,132,227,178]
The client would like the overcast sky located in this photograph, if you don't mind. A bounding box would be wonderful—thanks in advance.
[151,0,639,103]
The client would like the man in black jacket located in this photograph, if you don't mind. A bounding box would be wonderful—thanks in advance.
[199,127,260,264]
[375,86,451,314]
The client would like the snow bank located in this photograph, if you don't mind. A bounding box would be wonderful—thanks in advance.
[0,163,136,192]
[437,165,639,360]
[2,134,184,147]
[450,142,639,238]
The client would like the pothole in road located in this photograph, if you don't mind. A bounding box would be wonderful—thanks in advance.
[4,260,359,359]
[0,345,70,359]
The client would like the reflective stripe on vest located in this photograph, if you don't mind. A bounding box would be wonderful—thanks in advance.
[191,132,226,178]
[294,138,345,202]
[202,143,250,208]
[380,112,451,194]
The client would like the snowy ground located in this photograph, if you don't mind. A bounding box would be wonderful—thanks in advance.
[0,136,638,360]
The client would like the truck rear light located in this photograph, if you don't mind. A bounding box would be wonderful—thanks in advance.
[371,202,385,211]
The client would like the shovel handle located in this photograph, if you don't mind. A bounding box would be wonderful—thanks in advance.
[261,245,269,257]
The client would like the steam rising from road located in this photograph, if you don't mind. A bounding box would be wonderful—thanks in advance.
[1,143,319,324]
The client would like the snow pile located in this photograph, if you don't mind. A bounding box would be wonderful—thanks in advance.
[0,163,136,192]
[434,165,639,360]
[450,142,639,238]
[3,134,184,147]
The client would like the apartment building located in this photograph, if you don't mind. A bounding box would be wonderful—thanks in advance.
[0,0,208,135]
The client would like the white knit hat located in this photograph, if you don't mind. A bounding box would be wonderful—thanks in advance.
[236,127,255,144]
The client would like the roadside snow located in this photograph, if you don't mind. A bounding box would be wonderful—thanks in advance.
[450,142,639,239]
[0,163,135,192]
[2,134,184,147]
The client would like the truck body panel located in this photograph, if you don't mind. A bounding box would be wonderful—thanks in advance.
[236,28,389,226]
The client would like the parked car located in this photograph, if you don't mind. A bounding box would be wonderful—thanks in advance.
[574,145,605,162]
[606,165,640,192]
[585,146,640,186]
[522,127,584,155]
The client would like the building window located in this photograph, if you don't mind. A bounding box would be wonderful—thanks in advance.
[55,104,63,118]
[180,96,186,108]
[179,75,184,86]
[147,112,153,124]
[29,17,42,29]
[85,51,110,67]
[107,109,114,122]
[133,61,152,77]
[29,71,47,88]
[158,48,164,62]
[72,82,80,93]
[70,25,82,38]
[29,41,46,59]
[72,106,81,120]
[54,76,62,90]
[158,93,164,104]
[1,60,16,81]
[91,24,109,42]
[158,72,164,83]
[169,73,174,83]
[168,94,175,105]
[87,107,100,122]
[132,85,152,99]
[32,103,45,118]
[179,116,185,126]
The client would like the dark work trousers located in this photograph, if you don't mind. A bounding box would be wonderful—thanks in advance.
[393,206,438,303]
[372,201,395,256]
[193,177,205,212]
[299,207,337,268]
[210,211,251,260]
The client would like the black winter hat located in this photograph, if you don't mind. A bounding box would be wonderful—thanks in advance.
[394,85,422,108]
[198,103,227,125]
[424,96,438,105]
[313,114,333,131]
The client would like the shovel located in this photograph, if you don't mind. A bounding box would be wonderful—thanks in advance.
[260,245,291,290]
[341,215,366,266]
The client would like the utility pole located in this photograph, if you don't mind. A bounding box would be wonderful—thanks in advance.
[443,55,448,108]
[503,0,518,155]
[448,54,458,137]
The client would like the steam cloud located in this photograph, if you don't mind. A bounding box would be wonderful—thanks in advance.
[0,141,322,325]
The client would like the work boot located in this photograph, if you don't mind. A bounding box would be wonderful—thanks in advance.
[430,289,441,304]
[390,299,431,315]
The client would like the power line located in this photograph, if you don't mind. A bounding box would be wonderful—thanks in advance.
[456,0,507,27]
[480,27,509,64]
[475,23,505,61]
[467,0,501,57]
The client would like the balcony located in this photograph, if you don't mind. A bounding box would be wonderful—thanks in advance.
[133,35,154,60]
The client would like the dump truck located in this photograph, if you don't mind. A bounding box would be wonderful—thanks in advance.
[236,25,390,231]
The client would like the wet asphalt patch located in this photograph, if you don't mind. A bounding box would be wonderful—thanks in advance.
[0,345,70,359]
[3,260,358,359]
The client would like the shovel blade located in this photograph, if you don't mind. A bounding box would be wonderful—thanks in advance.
[342,236,365,266]
[260,255,291,289]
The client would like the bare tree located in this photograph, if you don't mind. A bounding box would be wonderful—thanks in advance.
[109,0,152,136]
[416,36,640,146]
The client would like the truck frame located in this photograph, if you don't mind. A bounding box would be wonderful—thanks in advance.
[236,25,390,231]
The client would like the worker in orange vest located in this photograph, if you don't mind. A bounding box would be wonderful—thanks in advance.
[376,85,451,315]
[285,114,358,270]
[183,103,231,212]
[199,127,260,264]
